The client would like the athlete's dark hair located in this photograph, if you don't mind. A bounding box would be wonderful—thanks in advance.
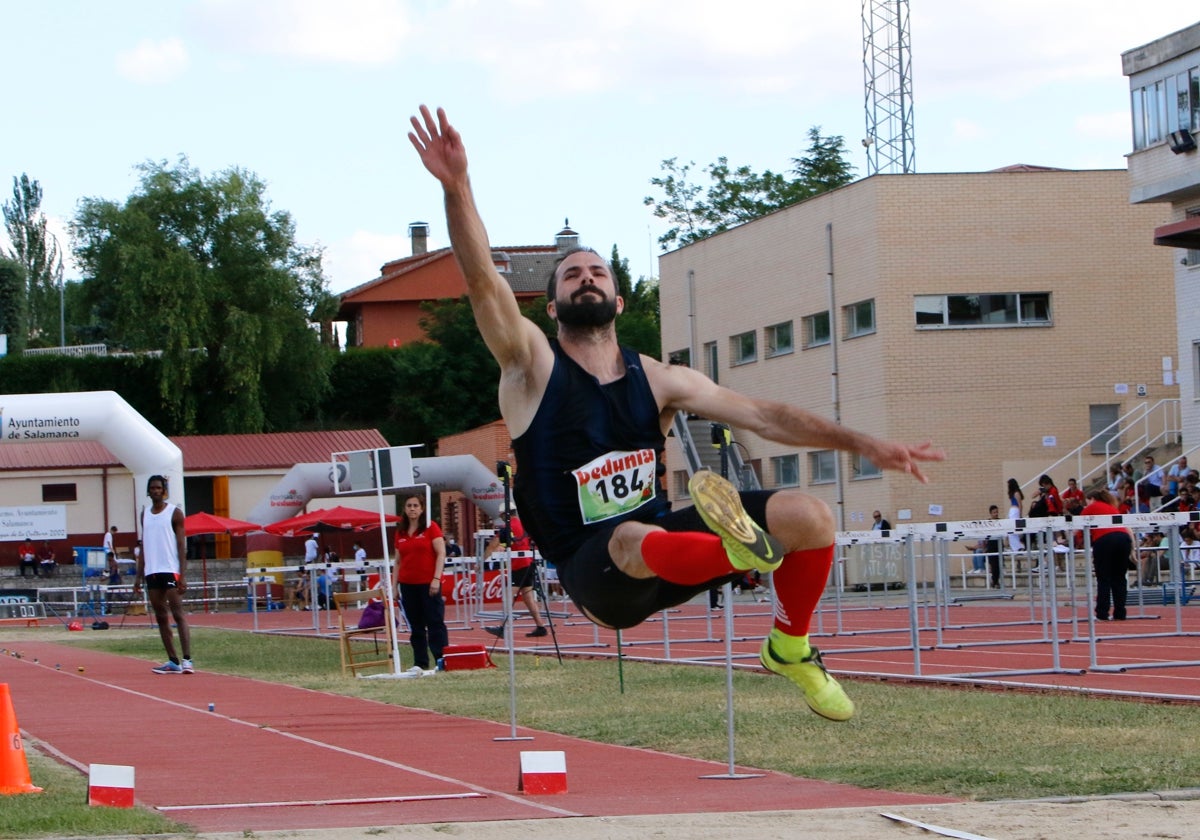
[146,474,169,495]
[545,246,607,300]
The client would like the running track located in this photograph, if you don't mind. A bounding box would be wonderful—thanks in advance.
[0,640,950,833]
[4,590,1196,832]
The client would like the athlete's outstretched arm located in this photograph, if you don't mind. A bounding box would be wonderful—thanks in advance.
[647,357,944,483]
[408,105,543,370]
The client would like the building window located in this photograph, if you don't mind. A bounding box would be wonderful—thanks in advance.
[852,453,882,480]
[731,331,757,366]
[42,483,77,503]
[669,348,691,367]
[1132,66,1200,150]
[704,341,718,385]
[765,321,794,357]
[770,454,800,487]
[844,299,876,338]
[674,470,691,499]
[809,450,836,484]
[1193,342,1200,399]
[1090,403,1121,456]
[803,311,831,348]
[915,293,1051,329]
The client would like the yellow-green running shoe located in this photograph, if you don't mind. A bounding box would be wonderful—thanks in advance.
[760,639,856,721]
[688,469,783,573]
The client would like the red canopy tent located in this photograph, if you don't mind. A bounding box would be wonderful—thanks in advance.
[263,506,400,538]
[183,512,263,613]
[184,512,262,538]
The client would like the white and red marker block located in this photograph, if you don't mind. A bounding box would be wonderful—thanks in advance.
[88,763,135,807]
[518,750,567,794]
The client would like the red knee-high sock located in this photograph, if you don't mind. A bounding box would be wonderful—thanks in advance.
[771,544,835,637]
[641,530,736,584]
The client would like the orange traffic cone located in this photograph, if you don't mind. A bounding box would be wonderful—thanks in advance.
[0,683,42,794]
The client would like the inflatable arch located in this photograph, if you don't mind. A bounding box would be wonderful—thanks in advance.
[1,391,185,513]
[247,455,507,525]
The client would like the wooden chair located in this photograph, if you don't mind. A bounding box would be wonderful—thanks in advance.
[333,589,396,676]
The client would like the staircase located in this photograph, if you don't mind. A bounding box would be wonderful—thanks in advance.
[1024,399,1183,497]
[672,413,762,491]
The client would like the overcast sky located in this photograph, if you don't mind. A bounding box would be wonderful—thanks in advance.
[2,2,1198,294]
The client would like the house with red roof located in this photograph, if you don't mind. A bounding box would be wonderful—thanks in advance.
[335,221,582,348]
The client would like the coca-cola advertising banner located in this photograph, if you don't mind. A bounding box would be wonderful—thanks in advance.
[366,570,506,605]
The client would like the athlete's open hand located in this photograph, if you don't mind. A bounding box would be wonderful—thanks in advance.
[864,440,945,484]
[409,105,467,186]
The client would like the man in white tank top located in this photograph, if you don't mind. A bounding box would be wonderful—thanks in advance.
[133,475,193,674]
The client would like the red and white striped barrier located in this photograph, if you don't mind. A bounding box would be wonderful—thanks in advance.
[518,750,567,794]
[88,763,134,807]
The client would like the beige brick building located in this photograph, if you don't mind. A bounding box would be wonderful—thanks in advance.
[659,168,1177,526]
[1124,22,1200,450]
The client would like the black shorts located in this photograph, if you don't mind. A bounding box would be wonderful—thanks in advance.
[144,572,179,591]
[512,563,538,590]
[557,490,774,630]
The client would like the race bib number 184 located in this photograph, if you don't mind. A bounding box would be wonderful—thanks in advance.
[572,449,658,525]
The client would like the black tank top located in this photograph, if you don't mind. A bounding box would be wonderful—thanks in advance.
[512,340,670,565]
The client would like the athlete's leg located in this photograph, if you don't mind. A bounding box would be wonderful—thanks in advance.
[147,587,180,663]
[165,587,191,662]
[757,490,853,720]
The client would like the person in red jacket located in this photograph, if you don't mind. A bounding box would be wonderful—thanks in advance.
[393,494,448,674]
[1080,489,1134,621]
[1061,477,1085,515]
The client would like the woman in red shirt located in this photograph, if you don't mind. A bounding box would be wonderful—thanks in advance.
[392,494,448,673]
[1081,489,1134,621]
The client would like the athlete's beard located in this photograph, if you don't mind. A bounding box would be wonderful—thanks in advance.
[554,291,618,328]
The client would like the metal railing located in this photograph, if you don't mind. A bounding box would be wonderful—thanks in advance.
[23,343,107,357]
[1024,399,1181,495]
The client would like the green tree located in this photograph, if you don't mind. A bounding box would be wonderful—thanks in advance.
[0,257,27,353]
[610,244,660,359]
[70,158,334,434]
[644,127,856,249]
[2,174,64,345]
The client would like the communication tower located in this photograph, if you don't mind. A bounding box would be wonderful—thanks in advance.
[862,0,916,175]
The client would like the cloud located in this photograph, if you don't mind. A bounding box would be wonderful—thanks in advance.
[326,230,421,294]
[950,119,985,141]
[190,0,413,65]
[423,0,862,102]
[1075,111,1131,142]
[114,38,189,85]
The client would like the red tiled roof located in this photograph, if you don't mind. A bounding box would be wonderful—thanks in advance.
[988,164,1070,173]
[0,429,389,472]
[338,249,453,302]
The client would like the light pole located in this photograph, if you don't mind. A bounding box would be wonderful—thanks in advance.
[59,276,65,347]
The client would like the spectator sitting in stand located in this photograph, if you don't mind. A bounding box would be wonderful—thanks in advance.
[1119,484,1137,514]
[1137,531,1165,586]
[1061,478,1085,515]
[1107,463,1125,501]
[1180,526,1200,573]
[37,542,56,577]
[968,505,1001,579]
[287,572,311,610]
[1166,456,1189,501]
[1177,487,1198,513]
[17,539,38,577]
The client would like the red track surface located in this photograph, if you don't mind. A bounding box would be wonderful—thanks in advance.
[0,637,949,833]
[3,591,1196,833]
